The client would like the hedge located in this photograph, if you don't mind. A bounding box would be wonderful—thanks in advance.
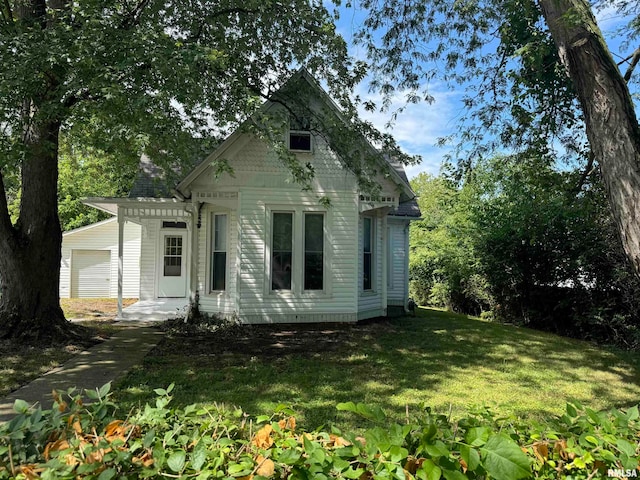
[0,383,638,479]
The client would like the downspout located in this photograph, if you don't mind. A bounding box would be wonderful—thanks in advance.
[189,200,203,317]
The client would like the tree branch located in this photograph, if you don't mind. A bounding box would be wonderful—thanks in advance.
[1,0,13,23]
[0,169,15,241]
[574,151,595,193]
[121,0,150,29]
[623,48,640,82]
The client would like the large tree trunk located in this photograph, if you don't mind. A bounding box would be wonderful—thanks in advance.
[539,0,640,275]
[0,117,73,343]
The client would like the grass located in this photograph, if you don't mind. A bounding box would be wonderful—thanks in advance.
[114,307,640,431]
[0,299,135,398]
[60,297,137,319]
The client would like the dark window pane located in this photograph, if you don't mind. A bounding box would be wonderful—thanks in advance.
[164,257,182,277]
[363,252,372,290]
[273,213,293,251]
[162,221,187,229]
[305,214,323,252]
[304,214,324,290]
[363,218,372,252]
[290,133,311,151]
[305,252,323,290]
[272,213,293,290]
[272,252,292,290]
[212,252,226,290]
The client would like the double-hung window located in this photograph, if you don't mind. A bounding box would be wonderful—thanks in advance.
[272,212,293,290]
[304,213,324,290]
[210,214,227,291]
[363,217,373,291]
[269,209,326,293]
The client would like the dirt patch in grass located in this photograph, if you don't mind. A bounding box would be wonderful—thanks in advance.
[61,298,137,320]
[156,318,394,357]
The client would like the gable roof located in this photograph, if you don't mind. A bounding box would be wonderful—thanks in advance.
[176,68,417,204]
[128,155,171,198]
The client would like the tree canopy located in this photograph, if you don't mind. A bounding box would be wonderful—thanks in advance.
[0,0,388,342]
[347,0,640,275]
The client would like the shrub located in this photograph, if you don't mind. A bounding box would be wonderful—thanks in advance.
[1,384,638,479]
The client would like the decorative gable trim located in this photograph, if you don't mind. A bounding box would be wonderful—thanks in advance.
[359,195,398,213]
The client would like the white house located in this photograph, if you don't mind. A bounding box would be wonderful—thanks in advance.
[60,218,141,298]
[84,70,420,322]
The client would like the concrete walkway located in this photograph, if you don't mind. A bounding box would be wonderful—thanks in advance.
[0,324,164,423]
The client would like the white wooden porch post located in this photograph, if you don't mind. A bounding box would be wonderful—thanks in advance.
[117,206,124,319]
[190,200,201,304]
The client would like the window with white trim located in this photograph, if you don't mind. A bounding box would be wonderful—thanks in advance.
[210,213,227,291]
[304,213,324,290]
[289,115,312,152]
[272,212,293,291]
[363,217,373,291]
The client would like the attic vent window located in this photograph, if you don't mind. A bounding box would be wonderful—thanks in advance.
[289,115,312,152]
[162,221,187,229]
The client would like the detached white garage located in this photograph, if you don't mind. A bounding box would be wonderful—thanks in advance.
[60,218,141,298]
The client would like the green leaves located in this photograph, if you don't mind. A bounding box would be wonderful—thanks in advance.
[480,434,531,480]
[1,387,639,480]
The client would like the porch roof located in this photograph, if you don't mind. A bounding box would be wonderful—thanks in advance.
[83,197,185,216]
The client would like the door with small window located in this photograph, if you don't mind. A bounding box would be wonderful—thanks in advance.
[158,232,187,297]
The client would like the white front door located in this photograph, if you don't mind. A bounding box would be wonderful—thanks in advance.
[158,232,187,297]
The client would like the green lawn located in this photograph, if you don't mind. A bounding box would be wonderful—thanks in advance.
[114,308,640,431]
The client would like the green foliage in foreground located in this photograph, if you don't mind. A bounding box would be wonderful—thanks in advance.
[1,384,639,480]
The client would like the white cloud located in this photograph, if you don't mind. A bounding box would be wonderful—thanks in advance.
[355,82,463,179]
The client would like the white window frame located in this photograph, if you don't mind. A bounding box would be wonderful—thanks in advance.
[208,212,229,294]
[303,212,326,292]
[269,210,295,293]
[288,115,313,152]
[265,205,330,297]
[362,216,375,292]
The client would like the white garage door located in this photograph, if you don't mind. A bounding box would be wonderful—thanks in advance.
[71,250,111,298]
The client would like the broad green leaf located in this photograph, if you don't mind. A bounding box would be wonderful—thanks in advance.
[191,441,207,471]
[419,459,442,480]
[278,449,301,465]
[566,403,578,417]
[625,405,639,421]
[97,468,116,480]
[98,382,111,398]
[460,444,480,471]
[480,434,531,480]
[465,427,489,447]
[13,399,30,414]
[616,439,636,457]
[143,428,156,449]
[167,449,186,473]
[584,435,599,446]
[442,470,468,480]
[425,441,449,458]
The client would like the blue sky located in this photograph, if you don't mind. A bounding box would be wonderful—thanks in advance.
[332,3,634,180]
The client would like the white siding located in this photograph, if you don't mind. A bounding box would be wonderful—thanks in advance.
[197,206,237,315]
[139,219,160,300]
[60,218,141,298]
[234,187,359,323]
[387,219,409,306]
